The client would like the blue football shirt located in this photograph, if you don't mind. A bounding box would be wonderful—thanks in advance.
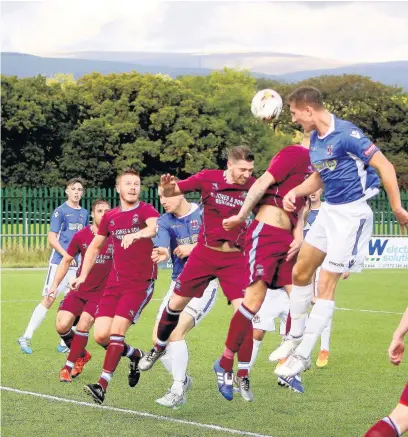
[310,115,380,205]
[49,202,89,264]
[153,203,202,280]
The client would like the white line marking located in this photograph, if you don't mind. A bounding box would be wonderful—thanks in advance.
[335,307,403,315]
[1,386,274,437]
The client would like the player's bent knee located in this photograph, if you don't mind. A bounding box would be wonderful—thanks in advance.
[292,263,314,286]
[56,319,73,334]
[94,331,110,346]
[169,293,191,312]
[244,281,267,313]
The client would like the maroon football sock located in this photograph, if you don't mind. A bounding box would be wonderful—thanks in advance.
[365,417,400,437]
[98,334,125,391]
[155,305,182,351]
[64,330,89,371]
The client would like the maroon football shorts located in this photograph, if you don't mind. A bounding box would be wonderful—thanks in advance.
[245,220,295,289]
[95,280,155,323]
[174,245,247,302]
[58,291,101,319]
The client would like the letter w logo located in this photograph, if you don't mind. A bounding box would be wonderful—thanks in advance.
[369,239,388,256]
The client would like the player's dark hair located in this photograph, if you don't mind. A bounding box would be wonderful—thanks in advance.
[227,146,254,163]
[287,86,324,110]
[91,198,111,212]
[116,168,140,185]
[66,177,85,189]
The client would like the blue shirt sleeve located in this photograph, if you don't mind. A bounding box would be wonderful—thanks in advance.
[50,207,64,233]
[344,128,379,164]
[153,218,171,248]
[84,209,89,226]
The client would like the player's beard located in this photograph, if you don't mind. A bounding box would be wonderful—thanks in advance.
[234,174,248,185]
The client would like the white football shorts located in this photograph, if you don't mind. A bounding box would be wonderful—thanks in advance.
[156,279,218,326]
[305,199,373,273]
[42,264,78,297]
[252,288,289,333]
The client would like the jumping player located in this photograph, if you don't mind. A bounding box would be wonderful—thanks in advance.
[138,146,256,402]
[47,199,112,382]
[70,169,160,404]
[271,86,408,381]
[214,137,312,401]
[151,184,218,409]
[18,178,88,354]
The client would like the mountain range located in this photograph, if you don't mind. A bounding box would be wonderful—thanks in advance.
[2,51,408,89]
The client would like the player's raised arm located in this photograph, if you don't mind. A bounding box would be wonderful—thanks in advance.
[70,234,106,289]
[286,206,305,261]
[121,202,160,249]
[369,152,408,233]
[283,172,323,212]
[160,174,183,197]
[173,243,197,259]
[223,171,273,230]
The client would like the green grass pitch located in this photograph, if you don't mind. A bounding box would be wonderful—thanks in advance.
[1,269,407,437]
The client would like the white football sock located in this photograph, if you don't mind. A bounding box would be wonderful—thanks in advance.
[23,303,48,340]
[170,340,189,395]
[320,316,332,351]
[248,339,262,372]
[289,284,313,338]
[159,342,173,374]
[296,299,335,359]
[59,338,67,347]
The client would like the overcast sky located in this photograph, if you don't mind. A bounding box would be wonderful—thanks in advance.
[1,1,408,63]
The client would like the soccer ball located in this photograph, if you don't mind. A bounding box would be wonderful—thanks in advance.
[251,89,283,121]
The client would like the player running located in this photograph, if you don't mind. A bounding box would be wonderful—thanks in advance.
[365,307,408,436]
[70,169,160,404]
[18,178,88,354]
[138,146,256,401]
[214,138,312,401]
[151,184,218,409]
[48,199,112,382]
[271,86,408,380]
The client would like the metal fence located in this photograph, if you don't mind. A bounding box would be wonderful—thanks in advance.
[1,187,407,249]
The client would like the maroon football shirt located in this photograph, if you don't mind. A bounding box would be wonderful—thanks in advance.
[67,225,113,298]
[98,202,160,286]
[177,170,256,250]
[258,145,313,226]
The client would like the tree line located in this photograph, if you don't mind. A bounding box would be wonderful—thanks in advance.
[2,69,407,189]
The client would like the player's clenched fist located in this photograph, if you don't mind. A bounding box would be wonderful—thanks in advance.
[151,247,169,264]
[283,189,297,212]
[394,207,408,235]
[160,174,177,196]
[69,276,86,290]
[388,336,405,366]
[121,231,145,249]
[222,215,243,231]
